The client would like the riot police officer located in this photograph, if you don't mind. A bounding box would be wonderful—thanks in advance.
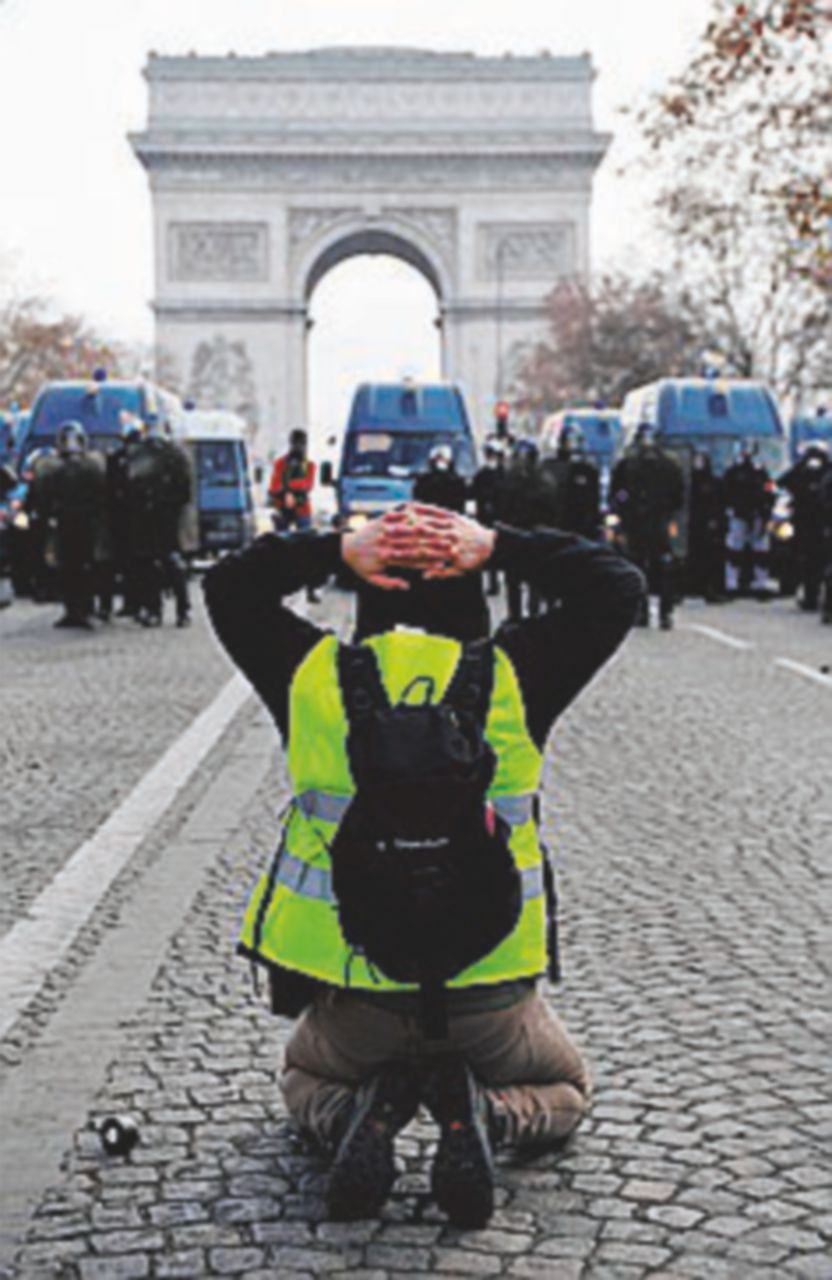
[779,443,831,611]
[413,444,468,513]
[501,439,546,621]
[722,439,775,599]
[687,451,726,603]
[539,424,601,540]
[125,423,193,627]
[819,464,832,625]
[33,421,107,629]
[471,441,507,596]
[610,424,684,629]
[107,415,144,616]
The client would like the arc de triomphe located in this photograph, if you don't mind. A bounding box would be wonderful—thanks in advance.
[131,48,609,455]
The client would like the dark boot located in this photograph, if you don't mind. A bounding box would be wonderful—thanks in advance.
[423,1055,495,1229]
[326,1063,422,1222]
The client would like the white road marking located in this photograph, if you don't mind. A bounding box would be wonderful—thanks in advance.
[684,623,755,652]
[774,657,832,690]
[0,673,250,1041]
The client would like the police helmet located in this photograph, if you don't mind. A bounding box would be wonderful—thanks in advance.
[512,437,540,466]
[56,421,88,456]
[559,423,586,455]
[801,440,829,462]
[289,428,308,450]
[429,444,453,471]
[120,411,145,442]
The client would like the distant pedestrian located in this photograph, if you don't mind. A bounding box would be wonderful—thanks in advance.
[269,428,320,603]
[722,440,775,599]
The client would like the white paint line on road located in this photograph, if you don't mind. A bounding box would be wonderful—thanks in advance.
[0,715,275,1267]
[774,657,832,690]
[0,672,251,1042]
[683,623,755,652]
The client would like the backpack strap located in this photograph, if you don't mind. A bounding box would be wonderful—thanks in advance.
[443,638,494,727]
[337,643,390,729]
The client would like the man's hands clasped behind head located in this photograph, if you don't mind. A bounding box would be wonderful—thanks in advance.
[341,504,496,591]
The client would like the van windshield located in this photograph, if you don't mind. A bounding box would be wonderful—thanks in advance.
[343,431,475,478]
[196,440,243,486]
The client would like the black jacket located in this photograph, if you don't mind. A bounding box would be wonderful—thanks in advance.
[204,526,643,753]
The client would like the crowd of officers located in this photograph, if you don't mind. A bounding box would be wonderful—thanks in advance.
[417,425,832,630]
[20,416,193,630]
[12,414,832,634]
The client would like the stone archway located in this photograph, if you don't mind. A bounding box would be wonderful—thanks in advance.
[132,47,609,455]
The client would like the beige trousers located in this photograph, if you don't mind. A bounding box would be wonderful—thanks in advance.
[281,988,592,1149]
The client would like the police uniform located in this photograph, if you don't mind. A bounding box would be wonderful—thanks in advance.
[204,525,642,1151]
[36,446,108,626]
[610,443,684,626]
[722,454,774,595]
[779,449,831,609]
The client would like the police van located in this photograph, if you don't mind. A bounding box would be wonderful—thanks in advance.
[325,381,477,529]
[20,372,183,464]
[173,409,257,559]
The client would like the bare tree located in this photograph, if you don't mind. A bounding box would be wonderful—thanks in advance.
[0,297,126,407]
[637,1,832,397]
[514,275,710,416]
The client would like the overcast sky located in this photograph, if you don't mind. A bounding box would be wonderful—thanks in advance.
[0,0,712,425]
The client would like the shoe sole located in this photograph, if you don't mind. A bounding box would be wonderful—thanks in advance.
[432,1122,494,1228]
[326,1113,396,1221]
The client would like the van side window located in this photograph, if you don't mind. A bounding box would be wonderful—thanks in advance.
[401,388,419,418]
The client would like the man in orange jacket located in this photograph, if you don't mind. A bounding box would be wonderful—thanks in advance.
[269,428,320,602]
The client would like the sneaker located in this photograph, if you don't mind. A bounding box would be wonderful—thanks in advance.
[423,1056,495,1229]
[326,1063,422,1222]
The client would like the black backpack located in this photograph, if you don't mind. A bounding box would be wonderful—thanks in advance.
[330,640,522,1035]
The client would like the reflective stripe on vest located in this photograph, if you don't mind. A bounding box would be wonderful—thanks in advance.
[272,848,546,906]
[296,789,536,828]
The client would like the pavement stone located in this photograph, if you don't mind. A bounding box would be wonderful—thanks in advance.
[1,594,831,1277]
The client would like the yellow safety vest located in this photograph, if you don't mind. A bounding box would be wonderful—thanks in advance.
[240,630,548,990]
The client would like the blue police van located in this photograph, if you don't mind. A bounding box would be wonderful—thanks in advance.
[174,409,256,558]
[20,374,182,464]
[327,381,477,528]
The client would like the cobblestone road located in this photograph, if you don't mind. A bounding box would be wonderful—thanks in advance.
[1,589,830,1278]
